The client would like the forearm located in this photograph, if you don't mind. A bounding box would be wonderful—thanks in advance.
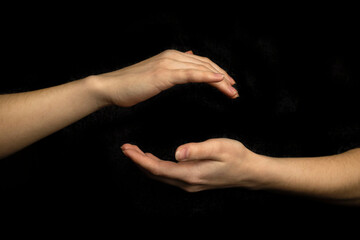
[0,76,105,159]
[0,50,235,160]
[253,148,360,204]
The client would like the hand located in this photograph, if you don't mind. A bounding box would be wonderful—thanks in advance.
[92,49,238,107]
[121,138,265,192]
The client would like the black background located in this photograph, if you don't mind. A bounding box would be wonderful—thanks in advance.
[1,5,360,217]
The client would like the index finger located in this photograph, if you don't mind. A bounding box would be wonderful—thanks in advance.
[180,51,236,85]
[122,147,190,181]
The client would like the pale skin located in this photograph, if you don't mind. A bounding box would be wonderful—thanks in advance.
[1,49,359,206]
[122,139,360,205]
[0,49,237,159]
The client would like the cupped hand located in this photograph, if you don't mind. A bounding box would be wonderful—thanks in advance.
[93,49,238,107]
[121,138,264,192]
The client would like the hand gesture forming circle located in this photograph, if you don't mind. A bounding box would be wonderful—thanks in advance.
[115,50,258,192]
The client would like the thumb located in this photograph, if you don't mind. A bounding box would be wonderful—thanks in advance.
[175,139,220,161]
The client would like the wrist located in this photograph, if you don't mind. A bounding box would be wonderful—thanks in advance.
[239,149,279,190]
[82,75,112,109]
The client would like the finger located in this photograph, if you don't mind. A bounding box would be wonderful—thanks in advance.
[172,69,225,84]
[166,60,238,98]
[177,52,232,83]
[175,139,222,161]
[190,55,236,85]
[145,152,162,161]
[179,52,236,85]
[165,59,222,75]
[163,52,237,96]
[121,143,145,155]
[168,50,233,85]
[123,148,190,180]
[137,162,189,189]
[208,79,239,99]
[136,157,205,192]
[123,148,160,174]
[185,50,194,54]
[171,69,238,98]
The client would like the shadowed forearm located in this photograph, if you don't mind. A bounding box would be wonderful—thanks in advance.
[0,77,104,159]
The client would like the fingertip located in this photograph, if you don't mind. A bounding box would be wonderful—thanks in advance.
[122,148,146,164]
[228,85,239,98]
[121,143,137,150]
[175,148,181,161]
[228,93,239,99]
[175,145,190,161]
[206,73,225,83]
[121,143,132,150]
[121,148,131,158]
[228,89,239,99]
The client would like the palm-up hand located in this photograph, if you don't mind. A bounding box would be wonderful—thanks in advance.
[121,138,262,192]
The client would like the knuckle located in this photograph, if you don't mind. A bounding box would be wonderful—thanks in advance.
[161,49,178,57]
[201,56,211,63]
[177,69,195,82]
[206,139,224,154]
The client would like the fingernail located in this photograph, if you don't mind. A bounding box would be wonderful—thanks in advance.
[175,147,188,161]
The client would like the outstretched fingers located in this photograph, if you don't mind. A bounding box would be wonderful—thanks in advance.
[121,143,212,192]
[121,144,188,180]
[180,51,238,98]
[162,50,239,99]
[172,68,225,83]
[171,68,238,98]
[181,50,236,85]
